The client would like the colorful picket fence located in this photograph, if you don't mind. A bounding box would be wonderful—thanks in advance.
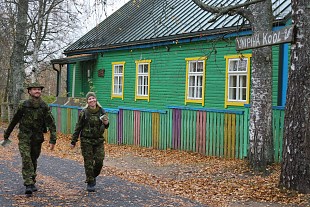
[49,104,285,162]
[169,107,248,159]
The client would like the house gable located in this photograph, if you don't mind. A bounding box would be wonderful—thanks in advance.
[61,0,290,111]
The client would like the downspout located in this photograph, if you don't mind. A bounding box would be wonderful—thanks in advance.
[52,63,60,97]
[281,43,289,106]
[278,43,289,106]
[72,64,76,98]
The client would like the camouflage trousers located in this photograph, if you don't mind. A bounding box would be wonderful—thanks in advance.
[80,137,105,184]
[18,132,44,186]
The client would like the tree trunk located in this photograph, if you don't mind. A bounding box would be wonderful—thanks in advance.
[248,0,274,172]
[29,0,44,82]
[8,0,29,112]
[279,0,310,194]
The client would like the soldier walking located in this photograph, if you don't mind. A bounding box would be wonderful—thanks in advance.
[70,92,109,192]
[2,82,57,197]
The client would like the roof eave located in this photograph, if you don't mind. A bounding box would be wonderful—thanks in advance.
[51,54,97,65]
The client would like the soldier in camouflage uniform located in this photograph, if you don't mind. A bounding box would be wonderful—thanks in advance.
[3,82,57,196]
[70,92,109,192]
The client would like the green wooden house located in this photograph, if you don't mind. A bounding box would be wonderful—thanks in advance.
[51,0,291,161]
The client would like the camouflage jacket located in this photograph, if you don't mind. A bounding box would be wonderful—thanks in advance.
[71,106,109,145]
[4,98,57,144]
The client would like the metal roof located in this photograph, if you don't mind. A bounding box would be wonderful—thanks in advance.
[64,0,291,55]
[51,54,96,64]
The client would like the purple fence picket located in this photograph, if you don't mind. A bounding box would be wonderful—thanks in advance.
[172,109,182,149]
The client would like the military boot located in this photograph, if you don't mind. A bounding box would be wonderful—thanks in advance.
[87,182,95,192]
[25,185,33,197]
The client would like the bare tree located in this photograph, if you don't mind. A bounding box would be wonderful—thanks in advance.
[37,62,67,97]
[3,0,128,110]
[3,0,83,112]
[0,2,15,102]
[279,0,310,193]
[25,0,128,82]
[25,0,82,82]
[192,0,274,172]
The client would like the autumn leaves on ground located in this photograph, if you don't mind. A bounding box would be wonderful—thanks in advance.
[40,132,308,207]
[2,129,310,206]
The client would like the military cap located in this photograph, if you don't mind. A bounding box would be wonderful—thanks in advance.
[86,92,96,100]
[27,82,44,90]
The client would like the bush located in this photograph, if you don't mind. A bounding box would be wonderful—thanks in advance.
[42,95,56,104]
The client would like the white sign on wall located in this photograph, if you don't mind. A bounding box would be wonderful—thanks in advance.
[236,25,294,51]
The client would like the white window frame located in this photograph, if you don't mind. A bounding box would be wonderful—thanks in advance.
[112,62,125,99]
[185,57,207,106]
[225,54,251,108]
[135,60,151,101]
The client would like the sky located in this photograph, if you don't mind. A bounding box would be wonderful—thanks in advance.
[79,0,130,36]
[61,0,130,55]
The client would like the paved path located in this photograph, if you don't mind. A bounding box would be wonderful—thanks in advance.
[0,149,206,207]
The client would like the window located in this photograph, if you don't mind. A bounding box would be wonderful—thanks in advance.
[112,62,125,99]
[135,60,151,101]
[185,57,207,106]
[224,54,251,107]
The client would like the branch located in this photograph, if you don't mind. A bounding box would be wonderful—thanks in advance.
[192,0,266,22]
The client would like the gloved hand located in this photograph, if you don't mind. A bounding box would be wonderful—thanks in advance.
[1,139,12,147]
